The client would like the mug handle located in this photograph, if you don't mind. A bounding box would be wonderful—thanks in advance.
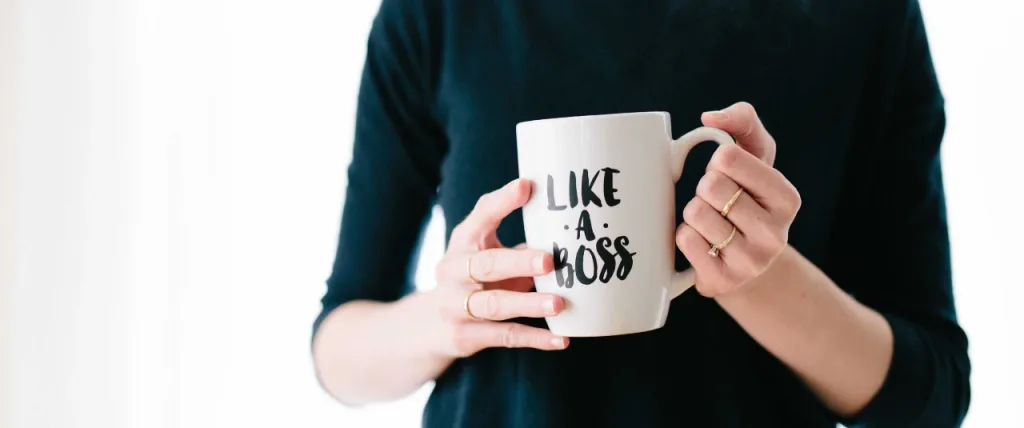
[667,126,736,299]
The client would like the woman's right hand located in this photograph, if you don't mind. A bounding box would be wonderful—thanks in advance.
[427,178,570,358]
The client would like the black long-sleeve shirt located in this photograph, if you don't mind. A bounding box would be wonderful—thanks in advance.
[314,1,971,426]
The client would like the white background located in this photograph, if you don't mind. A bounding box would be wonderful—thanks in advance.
[1,1,1021,427]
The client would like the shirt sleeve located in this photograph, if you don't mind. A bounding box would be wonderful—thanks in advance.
[825,1,971,426]
[313,0,446,339]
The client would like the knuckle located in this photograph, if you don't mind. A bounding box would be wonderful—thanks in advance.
[682,198,702,222]
[775,180,801,215]
[787,189,803,214]
[502,323,520,348]
[734,103,757,136]
[676,226,696,251]
[779,200,797,217]
[520,251,537,273]
[517,294,536,316]
[474,251,495,278]
[685,227,705,250]
[696,170,725,199]
[680,228,708,256]
[734,101,756,117]
[474,193,491,212]
[693,200,714,218]
[531,332,549,349]
[450,322,475,357]
[495,251,518,276]
[675,227,688,250]
[712,144,742,171]
[483,291,502,319]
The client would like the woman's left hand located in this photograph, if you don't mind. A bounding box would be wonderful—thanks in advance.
[676,102,802,297]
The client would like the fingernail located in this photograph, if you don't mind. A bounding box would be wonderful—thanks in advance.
[532,255,545,272]
[704,110,729,121]
[550,337,567,348]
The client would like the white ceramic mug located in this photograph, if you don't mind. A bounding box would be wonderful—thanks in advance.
[516,112,734,337]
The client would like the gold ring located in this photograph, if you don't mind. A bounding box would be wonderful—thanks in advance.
[721,188,744,217]
[464,288,482,320]
[708,226,737,258]
[466,254,480,284]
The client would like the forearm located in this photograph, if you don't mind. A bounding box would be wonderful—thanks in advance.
[715,246,893,417]
[312,291,452,406]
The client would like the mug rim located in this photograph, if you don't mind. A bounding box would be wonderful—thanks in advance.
[516,111,669,129]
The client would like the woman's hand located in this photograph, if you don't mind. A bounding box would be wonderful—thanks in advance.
[676,102,802,297]
[427,178,570,358]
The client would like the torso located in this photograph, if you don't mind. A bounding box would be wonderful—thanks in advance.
[423,2,885,426]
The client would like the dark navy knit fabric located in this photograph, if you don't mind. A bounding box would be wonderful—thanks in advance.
[316,1,970,426]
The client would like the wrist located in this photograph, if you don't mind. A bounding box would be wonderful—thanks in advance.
[400,290,453,359]
[715,245,796,307]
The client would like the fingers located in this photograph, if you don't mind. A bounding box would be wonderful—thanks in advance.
[675,224,726,297]
[675,103,800,299]
[433,281,567,358]
[466,289,564,321]
[451,321,569,357]
[700,101,776,166]
[468,248,553,283]
[696,170,773,235]
[453,245,538,292]
[452,179,532,246]
[682,197,743,250]
[437,247,553,285]
[680,199,763,293]
[707,144,800,216]
[700,102,799,217]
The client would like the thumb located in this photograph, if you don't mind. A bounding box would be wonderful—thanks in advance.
[700,102,777,166]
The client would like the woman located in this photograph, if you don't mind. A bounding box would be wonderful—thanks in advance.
[312,1,971,427]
